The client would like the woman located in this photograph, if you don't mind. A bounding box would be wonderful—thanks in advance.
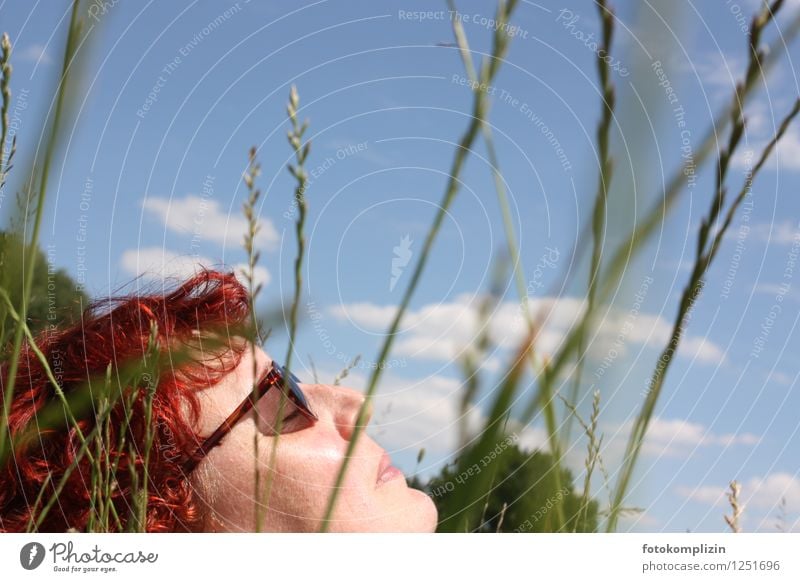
[0,269,437,532]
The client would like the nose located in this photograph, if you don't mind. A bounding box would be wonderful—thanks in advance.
[300,383,372,441]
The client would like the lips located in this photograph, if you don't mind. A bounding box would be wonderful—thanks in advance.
[376,450,405,486]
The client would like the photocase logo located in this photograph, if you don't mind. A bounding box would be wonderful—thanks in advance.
[19,542,46,570]
[390,235,413,291]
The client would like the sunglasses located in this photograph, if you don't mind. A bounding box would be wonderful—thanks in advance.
[183,362,317,475]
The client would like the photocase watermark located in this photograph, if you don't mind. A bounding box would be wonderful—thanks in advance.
[87,0,120,23]
[0,87,28,169]
[451,73,500,96]
[448,10,530,39]
[51,347,65,388]
[284,141,368,220]
[45,244,61,330]
[556,9,629,77]
[500,90,573,172]
[721,150,753,300]
[641,279,704,398]
[156,419,181,464]
[397,9,529,38]
[513,487,570,532]
[449,75,572,171]
[75,175,93,294]
[726,0,751,35]
[20,540,158,574]
[750,221,799,359]
[517,246,560,320]
[190,174,215,258]
[355,358,408,371]
[20,542,46,570]
[594,274,653,379]
[397,10,448,22]
[136,2,247,119]
[390,235,413,292]
[306,301,407,370]
[0,87,29,211]
[429,433,519,498]
[652,60,697,189]
[46,541,158,574]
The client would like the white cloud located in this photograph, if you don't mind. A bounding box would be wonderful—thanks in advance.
[640,417,759,456]
[753,283,796,299]
[602,417,760,462]
[733,127,800,172]
[617,509,661,531]
[121,246,270,288]
[328,295,726,367]
[121,247,213,280]
[680,52,744,99]
[324,138,394,167]
[141,195,279,251]
[754,283,783,295]
[233,262,271,289]
[677,473,800,515]
[743,473,800,511]
[675,484,726,506]
[744,220,800,246]
[16,44,52,65]
[769,371,794,386]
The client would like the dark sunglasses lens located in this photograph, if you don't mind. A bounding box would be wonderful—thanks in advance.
[272,363,315,418]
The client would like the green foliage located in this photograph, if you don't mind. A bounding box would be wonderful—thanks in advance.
[416,443,598,533]
[0,230,87,340]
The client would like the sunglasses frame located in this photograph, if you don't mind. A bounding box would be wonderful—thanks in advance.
[182,362,317,475]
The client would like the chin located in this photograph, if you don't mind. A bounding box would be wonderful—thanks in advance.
[403,486,439,532]
[365,485,438,532]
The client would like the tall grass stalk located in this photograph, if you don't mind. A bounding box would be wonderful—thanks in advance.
[333,355,360,386]
[0,33,14,192]
[241,146,268,531]
[319,0,520,531]
[554,1,797,304]
[130,322,160,532]
[89,365,118,532]
[0,33,16,344]
[724,481,743,533]
[25,358,144,531]
[447,0,566,528]
[559,390,603,532]
[0,289,97,471]
[438,330,534,532]
[594,0,793,302]
[562,0,615,447]
[0,0,85,461]
[526,2,799,422]
[775,497,788,532]
[252,87,312,531]
[283,84,310,375]
[606,96,800,531]
[21,331,221,531]
[457,259,506,449]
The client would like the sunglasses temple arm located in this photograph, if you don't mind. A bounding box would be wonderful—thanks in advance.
[183,390,263,474]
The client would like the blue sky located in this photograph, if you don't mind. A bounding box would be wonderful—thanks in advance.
[1,0,799,532]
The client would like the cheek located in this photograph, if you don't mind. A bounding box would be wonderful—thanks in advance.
[268,430,379,519]
[205,425,386,531]
[272,430,362,495]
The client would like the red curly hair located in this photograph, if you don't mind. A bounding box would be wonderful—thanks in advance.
[0,269,250,532]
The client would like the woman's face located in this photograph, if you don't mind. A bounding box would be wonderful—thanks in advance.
[190,345,438,532]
